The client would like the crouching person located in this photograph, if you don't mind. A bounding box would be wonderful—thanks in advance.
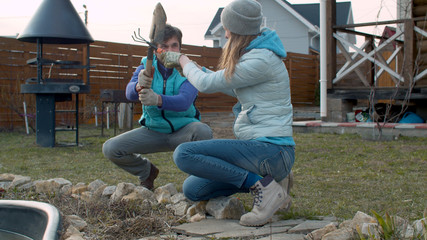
[102,24,213,190]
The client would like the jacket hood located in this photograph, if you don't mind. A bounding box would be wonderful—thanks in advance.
[246,28,287,58]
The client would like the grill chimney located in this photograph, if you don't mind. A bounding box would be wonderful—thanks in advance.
[17,0,94,44]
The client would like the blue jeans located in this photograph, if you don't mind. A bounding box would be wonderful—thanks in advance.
[173,139,295,201]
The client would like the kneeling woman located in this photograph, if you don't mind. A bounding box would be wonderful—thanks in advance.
[162,0,295,227]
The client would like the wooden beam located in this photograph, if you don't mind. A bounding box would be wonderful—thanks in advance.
[335,28,404,43]
[333,32,404,82]
[415,20,427,28]
[375,46,402,85]
[327,87,427,100]
[336,41,370,86]
[334,17,427,29]
[374,51,400,85]
[413,0,427,6]
[413,5,427,17]
[403,19,415,86]
[334,19,406,29]
[365,35,375,86]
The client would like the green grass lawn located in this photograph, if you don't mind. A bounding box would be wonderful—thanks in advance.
[0,124,426,222]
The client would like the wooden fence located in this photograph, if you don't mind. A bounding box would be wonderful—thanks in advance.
[284,52,319,105]
[0,37,319,129]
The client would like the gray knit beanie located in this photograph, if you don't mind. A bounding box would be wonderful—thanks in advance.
[221,0,263,35]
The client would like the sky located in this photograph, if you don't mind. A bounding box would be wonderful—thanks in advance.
[0,0,398,47]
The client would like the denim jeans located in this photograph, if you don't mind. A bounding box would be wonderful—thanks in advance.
[173,139,295,201]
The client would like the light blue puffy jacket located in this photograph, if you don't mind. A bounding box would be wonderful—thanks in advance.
[183,28,293,140]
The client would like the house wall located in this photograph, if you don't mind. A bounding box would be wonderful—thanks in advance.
[208,28,227,48]
[309,32,320,52]
[259,0,311,54]
[218,29,227,47]
[207,0,356,54]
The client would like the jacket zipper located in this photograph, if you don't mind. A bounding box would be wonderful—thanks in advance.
[162,78,175,132]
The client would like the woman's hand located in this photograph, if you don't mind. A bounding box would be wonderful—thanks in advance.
[158,52,183,68]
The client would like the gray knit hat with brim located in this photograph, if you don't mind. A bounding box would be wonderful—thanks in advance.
[221,0,263,35]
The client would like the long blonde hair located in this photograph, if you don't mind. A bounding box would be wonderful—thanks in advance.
[217,32,258,81]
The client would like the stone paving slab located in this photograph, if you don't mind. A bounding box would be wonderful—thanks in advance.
[257,233,306,240]
[172,218,240,237]
[169,216,336,239]
[287,219,336,234]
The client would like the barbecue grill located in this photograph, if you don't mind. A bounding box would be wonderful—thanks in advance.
[17,0,94,147]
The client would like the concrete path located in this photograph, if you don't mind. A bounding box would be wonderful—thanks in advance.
[202,111,427,139]
[293,120,427,139]
[141,216,337,239]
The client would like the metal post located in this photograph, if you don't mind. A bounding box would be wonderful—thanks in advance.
[95,106,98,127]
[320,0,327,119]
[101,103,105,136]
[37,38,42,84]
[86,42,90,85]
[23,101,29,135]
[36,94,55,147]
[75,93,79,146]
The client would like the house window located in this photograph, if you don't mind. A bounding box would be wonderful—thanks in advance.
[213,40,220,48]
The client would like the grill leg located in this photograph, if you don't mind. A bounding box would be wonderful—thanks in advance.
[36,94,55,147]
[75,94,79,146]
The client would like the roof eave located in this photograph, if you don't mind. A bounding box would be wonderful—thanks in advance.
[274,0,318,33]
[205,22,223,38]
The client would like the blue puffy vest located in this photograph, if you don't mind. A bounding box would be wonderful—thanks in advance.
[139,56,200,133]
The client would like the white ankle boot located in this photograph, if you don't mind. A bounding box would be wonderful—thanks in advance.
[239,175,291,227]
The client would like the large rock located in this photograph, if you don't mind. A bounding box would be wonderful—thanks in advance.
[306,222,337,240]
[189,212,206,222]
[167,201,190,216]
[205,196,245,220]
[360,222,380,239]
[9,175,31,189]
[0,173,15,181]
[71,182,88,194]
[65,234,85,240]
[413,218,426,237]
[155,183,178,195]
[80,191,93,202]
[110,182,136,203]
[322,227,357,240]
[88,179,106,192]
[102,186,116,198]
[122,186,157,205]
[65,215,87,231]
[393,215,410,239]
[171,193,187,204]
[339,211,376,230]
[154,183,178,204]
[34,178,72,194]
[63,225,82,239]
[91,183,107,201]
[186,201,209,222]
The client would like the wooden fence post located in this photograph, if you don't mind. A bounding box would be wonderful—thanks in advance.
[403,19,415,87]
